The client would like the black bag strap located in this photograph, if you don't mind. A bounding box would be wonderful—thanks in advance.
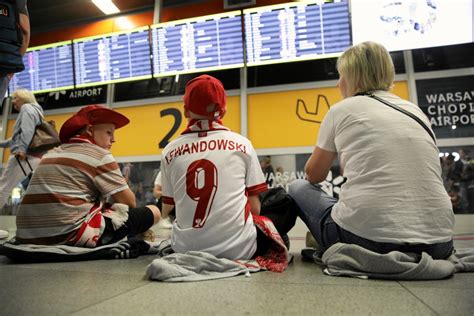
[15,156,33,176]
[358,92,436,144]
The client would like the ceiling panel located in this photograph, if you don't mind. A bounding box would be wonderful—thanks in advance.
[28,0,156,33]
[28,0,214,33]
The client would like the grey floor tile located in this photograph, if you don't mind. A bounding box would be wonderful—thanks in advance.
[228,256,402,287]
[454,240,474,248]
[403,287,474,316]
[73,280,435,315]
[1,214,473,315]
[0,267,148,315]
[453,215,474,235]
[0,255,156,276]
[400,273,474,290]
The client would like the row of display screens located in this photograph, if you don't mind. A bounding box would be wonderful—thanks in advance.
[10,0,473,93]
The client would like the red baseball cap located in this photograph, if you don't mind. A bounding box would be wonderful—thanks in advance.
[59,105,129,143]
[183,75,227,119]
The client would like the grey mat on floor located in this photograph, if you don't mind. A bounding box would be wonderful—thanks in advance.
[0,237,155,263]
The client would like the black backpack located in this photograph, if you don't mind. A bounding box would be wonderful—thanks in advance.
[260,187,298,236]
[0,0,24,74]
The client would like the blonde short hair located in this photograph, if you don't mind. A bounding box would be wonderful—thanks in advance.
[12,88,38,104]
[337,41,395,96]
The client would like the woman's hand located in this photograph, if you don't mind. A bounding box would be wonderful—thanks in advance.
[15,151,27,160]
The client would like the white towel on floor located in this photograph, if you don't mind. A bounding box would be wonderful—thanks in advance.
[146,251,261,282]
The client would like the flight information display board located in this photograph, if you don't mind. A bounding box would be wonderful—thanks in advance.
[244,0,351,66]
[9,41,74,93]
[151,11,244,77]
[73,26,152,88]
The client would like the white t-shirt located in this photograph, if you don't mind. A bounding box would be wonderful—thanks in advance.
[317,90,454,244]
[161,128,267,259]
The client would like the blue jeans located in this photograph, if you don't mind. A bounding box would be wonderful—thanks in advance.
[288,179,453,259]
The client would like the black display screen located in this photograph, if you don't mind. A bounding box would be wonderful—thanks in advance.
[244,0,351,66]
[151,11,244,77]
[73,26,152,87]
[9,41,74,93]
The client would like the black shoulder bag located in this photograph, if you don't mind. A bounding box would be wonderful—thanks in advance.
[358,92,436,144]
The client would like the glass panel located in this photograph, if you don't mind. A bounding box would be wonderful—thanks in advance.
[412,42,474,72]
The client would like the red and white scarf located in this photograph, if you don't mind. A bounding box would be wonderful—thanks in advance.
[253,215,289,273]
[69,202,105,248]
[181,119,230,135]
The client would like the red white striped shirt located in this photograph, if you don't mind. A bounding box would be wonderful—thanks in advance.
[16,142,128,245]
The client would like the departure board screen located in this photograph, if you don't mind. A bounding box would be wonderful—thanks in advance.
[73,26,152,87]
[151,11,244,77]
[244,0,351,66]
[9,41,74,93]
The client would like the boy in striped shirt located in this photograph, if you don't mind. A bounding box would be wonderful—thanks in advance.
[16,105,160,247]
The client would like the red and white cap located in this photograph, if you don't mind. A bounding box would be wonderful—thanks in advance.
[59,105,129,143]
[183,75,227,119]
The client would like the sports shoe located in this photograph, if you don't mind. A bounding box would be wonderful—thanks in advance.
[0,229,9,239]
[305,231,320,249]
[301,248,318,261]
[157,216,173,229]
[155,216,173,238]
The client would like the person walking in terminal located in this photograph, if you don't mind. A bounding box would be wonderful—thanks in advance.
[0,89,42,218]
[15,105,161,247]
[160,75,295,260]
[0,0,30,106]
[288,41,454,259]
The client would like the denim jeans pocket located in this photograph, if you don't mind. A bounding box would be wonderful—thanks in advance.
[321,215,340,249]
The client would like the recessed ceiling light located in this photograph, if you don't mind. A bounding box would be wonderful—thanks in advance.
[92,0,120,15]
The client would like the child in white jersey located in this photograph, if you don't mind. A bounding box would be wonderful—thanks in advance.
[161,75,295,260]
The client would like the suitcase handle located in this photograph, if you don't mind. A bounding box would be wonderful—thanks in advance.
[15,155,33,176]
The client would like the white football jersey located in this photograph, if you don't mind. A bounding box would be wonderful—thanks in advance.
[161,127,267,260]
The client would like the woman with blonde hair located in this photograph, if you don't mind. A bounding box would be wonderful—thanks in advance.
[0,89,44,230]
[288,41,454,259]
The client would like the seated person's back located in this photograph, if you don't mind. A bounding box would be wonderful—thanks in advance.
[16,105,160,246]
[161,75,267,259]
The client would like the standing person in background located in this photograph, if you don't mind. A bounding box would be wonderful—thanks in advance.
[0,0,30,105]
[153,169,173,234]
[121,162,132,184]
[0,0,30,239]
[458,149,472,212]
[274,166,289,191]
[288,41,454,259]
[15,105,161,246]
[0,89,41,239]
[260,155,275,187]
[153,170,162,208]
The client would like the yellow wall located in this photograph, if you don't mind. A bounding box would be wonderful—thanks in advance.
[2,96,241,162]
[248,81,409,148]
[3,83,409,162]
[111,96,241,157]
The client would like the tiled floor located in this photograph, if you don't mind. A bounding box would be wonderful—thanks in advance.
[1,215,473,315]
